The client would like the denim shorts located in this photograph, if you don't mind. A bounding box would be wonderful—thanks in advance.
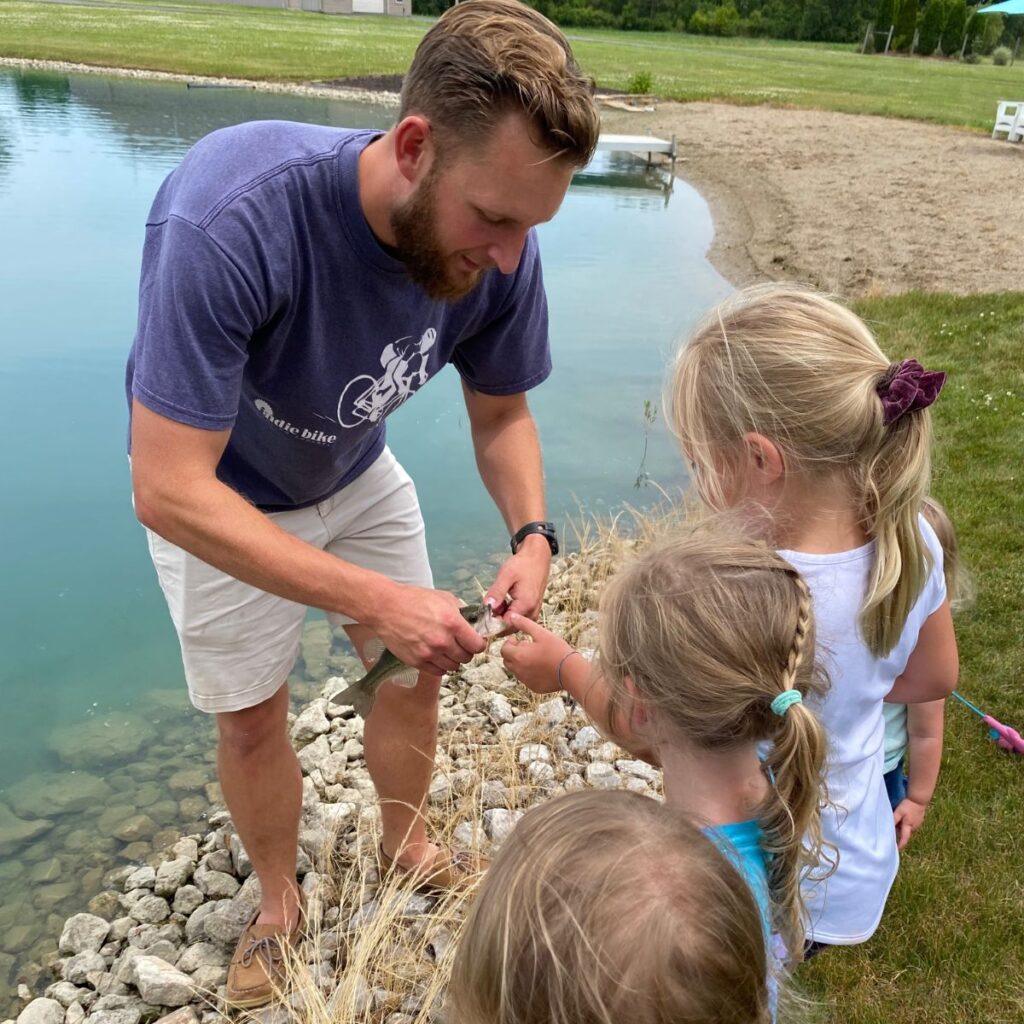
[883,757,908,810]
[146,446,432,713]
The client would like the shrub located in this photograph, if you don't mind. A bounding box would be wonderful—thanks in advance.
[875,0,897,34]
[627,69,653,94]
[992,44,1012,64]
[690,1,741,35]
[974,13,1005,55]
[962,50,980,62]
[917,0,945,56]
[940,0,968,55]
[893,0,917,50]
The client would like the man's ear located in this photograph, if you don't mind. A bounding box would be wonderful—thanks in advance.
[742,432,784,485]
[392,116,434,185]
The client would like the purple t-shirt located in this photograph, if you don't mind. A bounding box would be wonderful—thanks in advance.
[126,121,551,510]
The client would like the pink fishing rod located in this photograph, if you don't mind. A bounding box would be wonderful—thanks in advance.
[951,691,1024,755]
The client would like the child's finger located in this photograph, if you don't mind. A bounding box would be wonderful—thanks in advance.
[506,612,546,640]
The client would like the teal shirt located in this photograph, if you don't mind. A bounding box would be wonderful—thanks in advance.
[704,819,772,941]
[882,702,909,774]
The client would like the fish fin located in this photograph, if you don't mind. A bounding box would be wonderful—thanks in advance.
[363,637,386,664]
[389,668,420,689]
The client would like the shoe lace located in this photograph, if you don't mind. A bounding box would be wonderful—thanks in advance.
[240,935,285,970]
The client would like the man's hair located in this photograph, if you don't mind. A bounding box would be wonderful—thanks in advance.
[400,0,599,167]
[447,790,772,1024]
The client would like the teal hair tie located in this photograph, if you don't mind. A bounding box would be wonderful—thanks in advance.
[770,690,803,717]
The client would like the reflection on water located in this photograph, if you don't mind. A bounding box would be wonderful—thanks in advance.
[0,67,730,1010]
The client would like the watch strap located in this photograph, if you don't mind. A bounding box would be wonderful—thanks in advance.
[510,520,559,556]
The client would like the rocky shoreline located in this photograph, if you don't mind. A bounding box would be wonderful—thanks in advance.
[7,540,656,1024]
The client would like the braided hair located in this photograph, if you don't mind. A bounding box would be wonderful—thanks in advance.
[598,518,833,963]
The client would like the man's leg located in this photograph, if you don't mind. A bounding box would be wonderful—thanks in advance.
[345,624,443,868]
[216,684,303,928]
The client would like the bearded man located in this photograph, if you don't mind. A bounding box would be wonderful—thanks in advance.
[125,0,598,1007]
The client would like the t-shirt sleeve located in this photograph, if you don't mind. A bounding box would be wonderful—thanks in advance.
[449,231,551,395]
[918,514,948,616]
[131,215,265,431]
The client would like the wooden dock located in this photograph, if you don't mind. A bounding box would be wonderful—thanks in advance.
[596,133,677,169]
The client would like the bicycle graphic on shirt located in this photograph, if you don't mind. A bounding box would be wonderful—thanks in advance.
[336,328,437,429]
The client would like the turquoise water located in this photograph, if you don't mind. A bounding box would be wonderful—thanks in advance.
[0,69,731,792]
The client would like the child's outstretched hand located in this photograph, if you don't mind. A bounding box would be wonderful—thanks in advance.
[893,798,928,851]
[501,613,574,694]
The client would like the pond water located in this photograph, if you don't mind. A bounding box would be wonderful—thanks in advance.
[0,68,730,1002]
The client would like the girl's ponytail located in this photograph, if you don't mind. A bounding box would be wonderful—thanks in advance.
[759,572,832,964]
[859,367,938,656]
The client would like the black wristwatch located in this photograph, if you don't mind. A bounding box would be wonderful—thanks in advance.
[510,520,559,556]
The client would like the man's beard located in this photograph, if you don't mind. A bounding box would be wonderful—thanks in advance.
[390,169,485,302]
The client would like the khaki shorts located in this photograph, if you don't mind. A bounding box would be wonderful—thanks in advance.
[147,447,433,714]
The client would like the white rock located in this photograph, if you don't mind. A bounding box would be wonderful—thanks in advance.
[171,886,204,917]
[615,759,660,784]
[518,743,551,765]
[193,865,239,900]
[123,866,156,892]
[151,1010,199,1024]
[170,838,199,863]
[175,944,225,974]
[62,951,106,985]
[43,983,82,1009]
[131,956,194,1007]
[460,662,509,689]
[296,735,331,775]
[452,821,486,848]
[65,1004,85,1024]
[589,742,620,763]
[585,762,619,790]
[535,696,568,727]
[484,694,513,725]
[563,773,586,793]
[479,780,509,809]
[526,762,556,787]
[482,808,523,845]
[59,914,110,955]
[131,895,172,925]
[290,701,331,743]
[154,858,193,897]
[623,777,651,794]
[570,726,602,755]
[16,999,65,1024]
[227,835,252,878]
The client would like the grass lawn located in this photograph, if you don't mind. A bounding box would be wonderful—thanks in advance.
[799,291,1024,1024]
[2,0,1024,129]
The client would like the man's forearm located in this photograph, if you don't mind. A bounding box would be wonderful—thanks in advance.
[470,400,547,534]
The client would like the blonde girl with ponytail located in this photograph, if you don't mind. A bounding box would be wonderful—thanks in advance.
[503,521,832,985]
[666,285,959,950]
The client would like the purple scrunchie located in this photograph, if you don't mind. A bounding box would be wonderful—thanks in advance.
[876,359,946,426]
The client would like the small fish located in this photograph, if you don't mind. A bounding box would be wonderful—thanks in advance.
[330,603,506,719]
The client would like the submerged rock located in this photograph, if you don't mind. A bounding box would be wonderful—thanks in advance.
[46,714,157,770]
[0,804,54,857]
[7,772,113,820]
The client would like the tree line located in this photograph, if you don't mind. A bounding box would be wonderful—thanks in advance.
[413,0,1021,50]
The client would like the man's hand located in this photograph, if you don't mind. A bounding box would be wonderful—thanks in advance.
[893,798,928,851]
[367,584,487,677]
[501,612,574,694]
[484,533,551,622]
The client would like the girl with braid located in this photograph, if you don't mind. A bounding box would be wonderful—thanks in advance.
[503,521,831,989]
[664,285,959,951]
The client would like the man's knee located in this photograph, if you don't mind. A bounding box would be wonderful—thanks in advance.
[217,686,289,759]
[370,673,443,720]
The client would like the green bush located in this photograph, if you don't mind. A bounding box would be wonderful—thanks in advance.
[893,0,917,50]
[992,44,1012,64]
[627,69,654,93]
[974,13,1005,54]
[690,1,742,35]
[917,0,945,55]
[763,0,803,37]
[875,0,897,34]
[962,50,980,62]
[940,0,968,55]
